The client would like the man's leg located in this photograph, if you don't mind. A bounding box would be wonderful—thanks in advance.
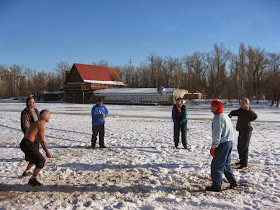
[32,167,42,178]
[209,143,228,190]
[28,151,45,186]
[181,122,187,149]
[28,167,43,186]
[239,131,252,167]
[99,124,105,148]
[174,123,180,148]
[22,163,34,176]
[223,141,237,185]
[91,126,98,148]
[237,133,242,161]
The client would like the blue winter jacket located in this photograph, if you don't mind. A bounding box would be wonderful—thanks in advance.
[211,113,234,148]
[172,105,187,124]
[91,105,108,126]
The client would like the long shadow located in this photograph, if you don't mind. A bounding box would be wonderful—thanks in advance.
[44,134,85,143]
[59,162,200,172]
[0,183,198,194]
[0,158,22,162]
[47,127,91,136]
[0,145,86,150]
[0,145,20,149]
[0,124,85,143]
[0,124,21,132]
[0,145,157,150]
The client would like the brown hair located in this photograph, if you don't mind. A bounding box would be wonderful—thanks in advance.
[26,97,35,107]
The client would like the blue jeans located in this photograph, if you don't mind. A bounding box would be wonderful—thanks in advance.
[238,131,252,166]
[211,141,236,188]
[174,122,187,147]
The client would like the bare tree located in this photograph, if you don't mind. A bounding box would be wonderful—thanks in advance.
[55,61,71,86]
[182,52,207,93]
[92,60,109,67]
[267,53,280,106]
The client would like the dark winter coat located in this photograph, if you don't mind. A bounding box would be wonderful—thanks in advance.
[229,108,258,132]
[172,105,187,124]
[21,107,39,134]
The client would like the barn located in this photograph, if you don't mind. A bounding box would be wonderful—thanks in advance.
[63,63,126,103]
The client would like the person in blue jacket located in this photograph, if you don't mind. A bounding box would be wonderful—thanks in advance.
[172,98,188,149]
[91,98,108,148]
[206,99,237,192]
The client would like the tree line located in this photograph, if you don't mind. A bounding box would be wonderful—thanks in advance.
[0,43,279,106]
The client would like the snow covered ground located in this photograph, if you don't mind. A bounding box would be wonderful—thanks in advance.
[0,101,280,209]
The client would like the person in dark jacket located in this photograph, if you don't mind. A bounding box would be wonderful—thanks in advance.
[21,97,40,134]
[91,98,108,148]
[21,97,40,153]
[229,97,258,169]
[172,98,188,149]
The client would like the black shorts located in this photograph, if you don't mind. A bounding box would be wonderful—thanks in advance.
[20,138,45,169]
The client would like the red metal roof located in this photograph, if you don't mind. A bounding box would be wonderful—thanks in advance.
[74,63,122,82]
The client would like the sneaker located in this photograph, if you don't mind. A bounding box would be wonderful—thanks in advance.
[100,146,106,148]
[235,161,241,165]
[205,185,221,192]
[184,145,191,151]
[22,171,32,177]
[230,182,237,189]
[28,178,42,186]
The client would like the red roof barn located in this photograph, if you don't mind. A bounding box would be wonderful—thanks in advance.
[63,63,126,103]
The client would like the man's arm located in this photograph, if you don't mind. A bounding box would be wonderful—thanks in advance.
[248,109,258,121]
[38,125,52,158]
[228,109,239,118]
[91,107,101,118]
[103,106,108,118]
[181,107,187,123]
[211,117,223,148]
[21,112,30,133]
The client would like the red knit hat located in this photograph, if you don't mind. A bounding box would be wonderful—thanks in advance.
[211,99,223,109]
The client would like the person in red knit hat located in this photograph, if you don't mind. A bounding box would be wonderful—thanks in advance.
[206,99,237,192]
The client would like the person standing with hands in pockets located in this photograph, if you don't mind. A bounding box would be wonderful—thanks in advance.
[91,98,108,148]
[172,97,188,149]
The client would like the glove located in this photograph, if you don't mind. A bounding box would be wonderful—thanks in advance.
[210,147,216,158]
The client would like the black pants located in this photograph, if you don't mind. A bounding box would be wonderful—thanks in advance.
[20,138,45,168]
[238,131,252,167]
[91,124,105,148]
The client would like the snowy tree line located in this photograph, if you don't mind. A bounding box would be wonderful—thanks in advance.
[0,43,279,106]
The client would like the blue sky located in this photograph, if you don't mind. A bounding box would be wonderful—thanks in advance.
[0,0,279,72]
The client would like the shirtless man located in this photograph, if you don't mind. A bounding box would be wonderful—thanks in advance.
[20,109,52,186]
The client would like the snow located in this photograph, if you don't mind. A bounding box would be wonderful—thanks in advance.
[0,101,280,209]
[83,80,126,86]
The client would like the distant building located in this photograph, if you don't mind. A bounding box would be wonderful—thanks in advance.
[40,91,64,102]
[63,63,126,103]
[93,88,201,105]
